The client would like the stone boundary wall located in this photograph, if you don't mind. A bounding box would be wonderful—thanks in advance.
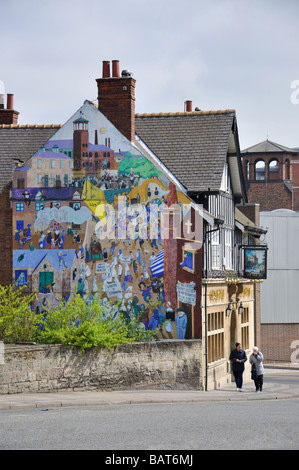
[0,340,203,395]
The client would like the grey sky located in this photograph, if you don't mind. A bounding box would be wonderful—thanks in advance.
[1,0,299,150]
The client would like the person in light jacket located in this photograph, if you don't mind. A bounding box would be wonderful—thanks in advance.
[249,346,264,392]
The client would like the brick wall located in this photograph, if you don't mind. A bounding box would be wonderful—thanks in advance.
[246,181,292,211]
[0,185,13,286]
[261,323,299,362]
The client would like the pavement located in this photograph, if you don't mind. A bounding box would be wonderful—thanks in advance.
[0,364,299,410]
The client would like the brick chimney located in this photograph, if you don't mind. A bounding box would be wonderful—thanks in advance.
[96,60,136,142]
[292,154,299,210]
[0,93,19,125]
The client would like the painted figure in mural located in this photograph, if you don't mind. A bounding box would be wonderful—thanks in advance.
[41,282,55,294]
[91,275,98,294]
[156,304,166,323]
[157,286,165,303]
[14,230,20,243]
[166,302,175,321]
[175,308,187,339]
[22,190,31,206]
[73,232,81,244]
[181,251,193,270]
[58,251,67,268]
[146,309,159,330]
[38,232,47,248]
[46,231,52,245]
[138,281,152,303]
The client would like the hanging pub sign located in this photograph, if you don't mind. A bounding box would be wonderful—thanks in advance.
[243,247,267,279]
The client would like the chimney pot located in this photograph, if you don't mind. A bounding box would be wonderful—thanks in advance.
[112,60,120,77]
[185,100,192,112]
[0,94,4,109]
[102,61,111,78]
[7,94,14,110]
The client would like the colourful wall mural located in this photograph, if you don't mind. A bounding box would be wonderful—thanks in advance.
[12,101,203,339]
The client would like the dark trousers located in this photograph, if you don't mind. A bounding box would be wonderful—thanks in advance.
[254,374,263,391]
[233,370,244,389]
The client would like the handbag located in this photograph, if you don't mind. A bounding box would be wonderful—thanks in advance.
[251,362,257,380]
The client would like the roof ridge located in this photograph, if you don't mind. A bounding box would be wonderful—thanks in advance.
[267,139,294,152]
[135,109,235,117]
[242,139,297,153]
[0,124,62,129]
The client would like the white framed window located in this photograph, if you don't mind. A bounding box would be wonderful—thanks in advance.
[224,229,233,269]
[51,160,55,169]
[211,230,220,269]
[60,161,64,169]
[37,160,42,169]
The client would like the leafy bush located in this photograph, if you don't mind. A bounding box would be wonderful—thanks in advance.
[34,295,158,351]
[34,295,134,351]
[0,284,159,351]
[0,285,37,343]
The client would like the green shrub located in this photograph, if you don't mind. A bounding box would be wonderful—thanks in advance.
[0,284,159,352]
[0,285,37,343]
[35,295,158,352]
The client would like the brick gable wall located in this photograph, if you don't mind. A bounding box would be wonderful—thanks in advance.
[0,184,13,286]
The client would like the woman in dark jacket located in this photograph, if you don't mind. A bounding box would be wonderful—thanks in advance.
[229,342,247,391]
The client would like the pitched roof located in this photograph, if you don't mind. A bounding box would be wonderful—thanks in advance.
[235,207,267,236]
[135,110,237,193]
[242,139,298,154]
[0,124,61,191]
[1,108,243,197]
[32,149,72,160]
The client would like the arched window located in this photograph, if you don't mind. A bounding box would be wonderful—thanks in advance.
[269,159,280,180]
[255,160,265,181]
[285,159,290,180]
